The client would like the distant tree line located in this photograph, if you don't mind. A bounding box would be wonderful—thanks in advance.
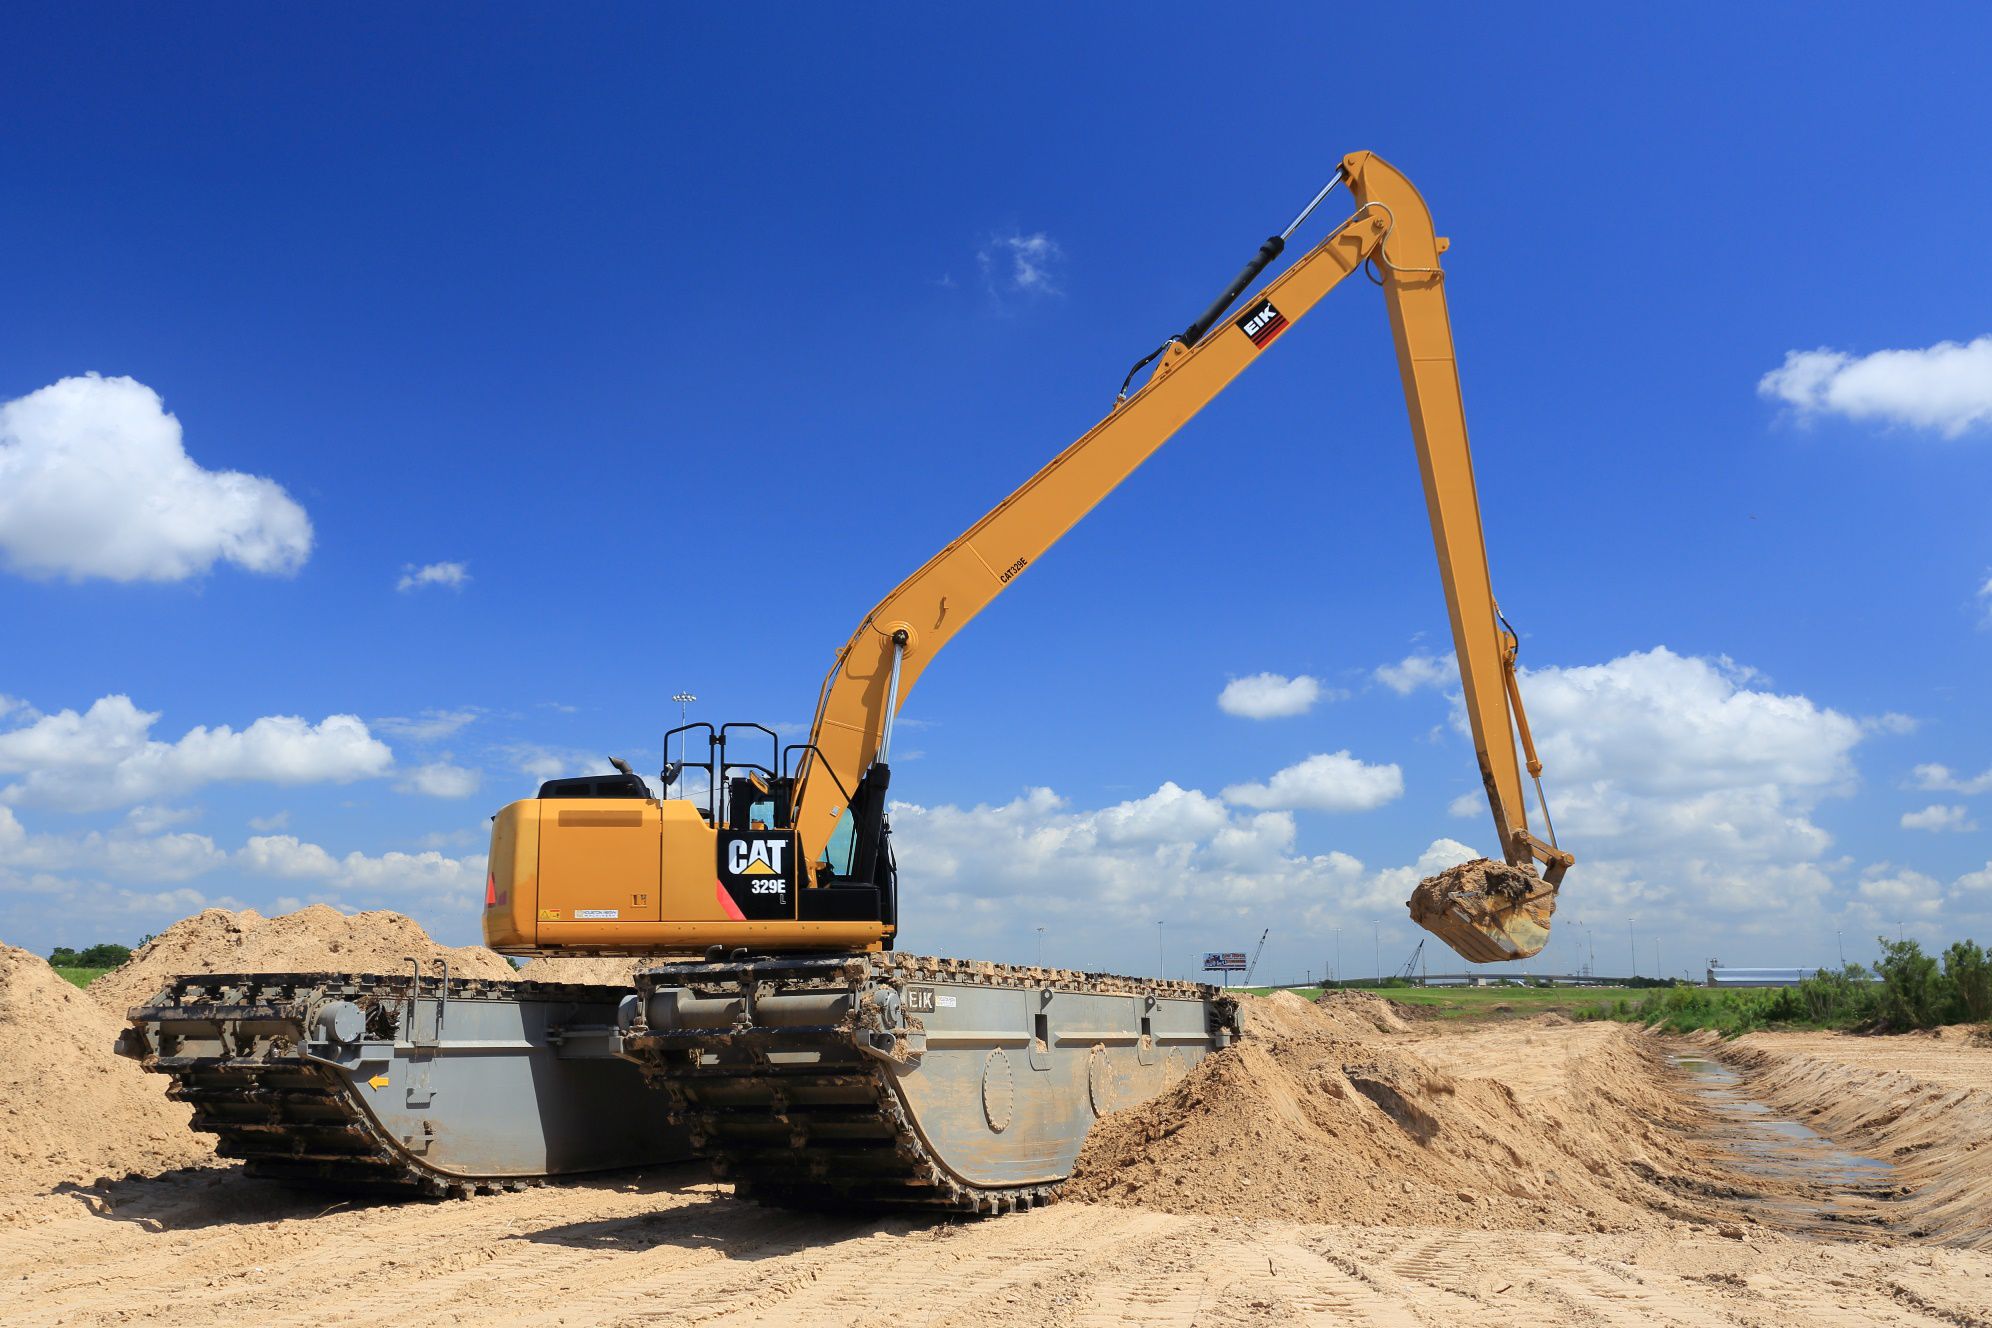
[47,942,134,968]
[1585,937,1992,1035]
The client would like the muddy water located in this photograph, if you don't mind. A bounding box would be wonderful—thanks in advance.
[1669,1050,1901,1238]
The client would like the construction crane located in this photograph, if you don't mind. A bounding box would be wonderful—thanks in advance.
[124,151,1576,1213]
[1395,939,1428,983]
[1245,929,1272,987]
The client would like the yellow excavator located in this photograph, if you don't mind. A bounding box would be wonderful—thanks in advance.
[487,148,1569,966]
[121,152,1573,1210]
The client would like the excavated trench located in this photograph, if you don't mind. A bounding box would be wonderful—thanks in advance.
[1668,1049,1903,1238]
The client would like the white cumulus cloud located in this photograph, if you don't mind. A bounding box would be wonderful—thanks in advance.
[1217,673,1333,719]
[395,760,481,798]
[888,780,1473,968]
[1221,751,1404,813]
[398,561,469,592]
[1500,647,1864,929]
[1912,762,1992,796]
[238,834,485,901]
[0,374,312,582]
[1901,804,1977,833]
[0,694,393,811]
[978,232,1063,297]
[375,708,480,742]
[0,805,228,882]
[1373,653,1454,695]
[1524,648,1860,796]
[1758,336,1992,438]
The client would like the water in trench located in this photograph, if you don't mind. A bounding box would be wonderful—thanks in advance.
[1667,1051,1900,1238]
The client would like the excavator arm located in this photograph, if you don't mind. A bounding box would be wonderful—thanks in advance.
[794,151,1572,962]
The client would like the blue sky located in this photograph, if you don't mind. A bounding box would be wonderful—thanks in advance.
[3,6,1989,981]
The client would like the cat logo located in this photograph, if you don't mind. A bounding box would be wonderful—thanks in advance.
[727,837,788,877]
[717,830,799,919]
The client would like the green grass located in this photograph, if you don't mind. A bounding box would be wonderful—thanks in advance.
[53,966,114,990]
[1577,981,1871,1035]
[1233,982,1629,1021]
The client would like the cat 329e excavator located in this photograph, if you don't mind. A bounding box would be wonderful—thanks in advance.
[120,152,1573,1211]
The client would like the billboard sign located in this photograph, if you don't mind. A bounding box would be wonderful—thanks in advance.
[1201,952,1248,973]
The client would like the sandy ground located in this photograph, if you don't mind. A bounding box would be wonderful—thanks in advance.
[6,1007,1990,1326]
[6,1167,1989,1328]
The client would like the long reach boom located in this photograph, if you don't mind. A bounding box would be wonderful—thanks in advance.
[792,151,1571,960]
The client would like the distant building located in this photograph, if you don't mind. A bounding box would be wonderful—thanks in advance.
[1704,965,1821,988]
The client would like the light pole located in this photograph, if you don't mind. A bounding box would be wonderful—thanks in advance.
[1629,917,1638,978]
[670,692,697,790]
[1035,926,1047,968]
[1332,927,1341,987]
[1156,920,1165,980]
[1372,918,1380,983]
[1837,929,1845,968]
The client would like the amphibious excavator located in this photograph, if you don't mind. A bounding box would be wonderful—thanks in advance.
[119,151,1573,1210]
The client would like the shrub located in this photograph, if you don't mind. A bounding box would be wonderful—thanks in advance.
[1794,963,1880,1025]
[47,942,133,968]
[1943,940,1991,1025]
[1876,937,1952,1030]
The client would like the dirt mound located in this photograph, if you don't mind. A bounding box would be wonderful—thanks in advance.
[1312,988,1415,1035]
[91,906,516,1012]
[0,944,215,1196]
[515,957,648,985]
[1067,992,1728,1231]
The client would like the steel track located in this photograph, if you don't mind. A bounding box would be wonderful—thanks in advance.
[123,972,635,1198]
[622,954,1233,1214]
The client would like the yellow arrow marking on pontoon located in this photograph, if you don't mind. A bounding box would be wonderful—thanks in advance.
[368,1075,390,1090]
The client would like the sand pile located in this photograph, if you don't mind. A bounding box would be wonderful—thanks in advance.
[91,906,516,1012]
[0,945,214,1197]
[515,957,649,984]
[1312,989,1415,1036]
[1067,992,1722,1231]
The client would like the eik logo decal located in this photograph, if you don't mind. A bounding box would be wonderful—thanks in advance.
[1235,297,1288,348]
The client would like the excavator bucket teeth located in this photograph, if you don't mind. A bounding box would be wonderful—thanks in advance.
[1407,858,1557,963]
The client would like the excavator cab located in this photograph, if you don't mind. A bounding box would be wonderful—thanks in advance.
[483,720,897,956]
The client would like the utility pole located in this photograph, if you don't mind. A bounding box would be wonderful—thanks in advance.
[670,692,697,791]
[1629,917,1638,978]
[1333,927,1341,987]
[1372,918,1380,983]
[1156,920,1165,980]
